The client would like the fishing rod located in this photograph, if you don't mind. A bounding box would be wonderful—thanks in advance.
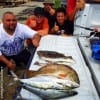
[75,25,96,31]
[75,25,100,37]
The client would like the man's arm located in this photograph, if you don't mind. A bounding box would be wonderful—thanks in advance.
[0,55,15,69]
[31,34,41,47]
[37,28,49,36]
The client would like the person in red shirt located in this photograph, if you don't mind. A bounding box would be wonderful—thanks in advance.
[66,0,85,20]
[26,7,49,47]
[26,7,49,36]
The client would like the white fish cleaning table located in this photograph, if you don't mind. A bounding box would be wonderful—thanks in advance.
[18,35,99,100]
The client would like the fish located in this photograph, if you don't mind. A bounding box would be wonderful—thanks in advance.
[37,50,75,64]
[19,75,79,90]
[23,84,78,100]
[12,70,76,99]
[26,63,80,88]
[14,74,79,99]
[14,63,79,99]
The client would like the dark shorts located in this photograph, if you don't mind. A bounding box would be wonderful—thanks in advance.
[0,49,31,68]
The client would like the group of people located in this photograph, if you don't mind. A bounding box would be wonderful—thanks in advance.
[25,0,85,45]
[0,0,85,74]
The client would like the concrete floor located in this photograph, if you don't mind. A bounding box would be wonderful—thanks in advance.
[0,1,43,23]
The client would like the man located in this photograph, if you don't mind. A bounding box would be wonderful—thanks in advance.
[43,0,56,30]
[43,0,55,16]
[66,0,85,20]
[0,11,38,70]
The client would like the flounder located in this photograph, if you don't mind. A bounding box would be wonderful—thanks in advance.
[37,50,75,63]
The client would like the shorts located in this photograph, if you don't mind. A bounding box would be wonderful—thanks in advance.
[0,49,31,68]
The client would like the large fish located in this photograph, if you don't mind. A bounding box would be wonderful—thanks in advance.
[23,84,78,100]
[37,50,75,64]
[14,64,79,99]
[26,63,80,89]
[19,75,79,90]
[14,75,79,99]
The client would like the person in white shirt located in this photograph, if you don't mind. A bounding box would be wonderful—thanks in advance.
[0,11,39,71]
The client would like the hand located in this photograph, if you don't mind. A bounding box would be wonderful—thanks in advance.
[7,60,16,69]
[32,34,41,47]
[76,1,85,10]
[53,22,59,32]
[49,8,55,15]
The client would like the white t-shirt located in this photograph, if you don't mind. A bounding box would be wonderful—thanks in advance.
[0,23,37,56]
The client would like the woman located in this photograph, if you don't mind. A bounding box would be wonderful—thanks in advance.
[49,7,74,36]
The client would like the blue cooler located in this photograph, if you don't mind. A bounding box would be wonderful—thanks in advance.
[90,39,100,60]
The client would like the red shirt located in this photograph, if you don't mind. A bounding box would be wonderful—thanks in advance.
[26,16,48,30]
[25,16,49,35]
[67,0,76,15]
